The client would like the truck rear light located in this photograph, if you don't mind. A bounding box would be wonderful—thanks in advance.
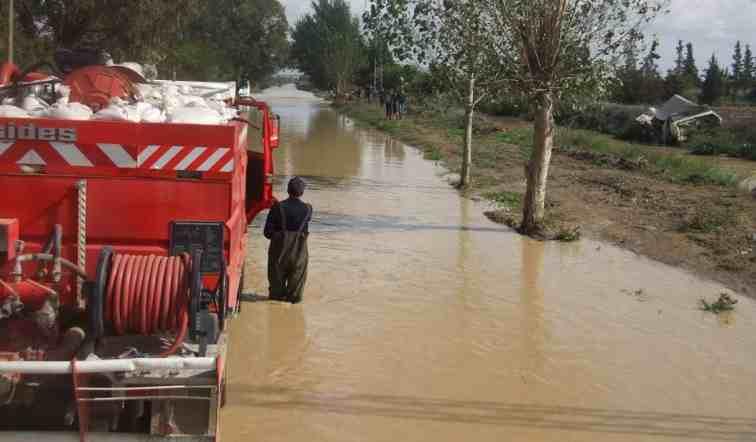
[0,218,19,262]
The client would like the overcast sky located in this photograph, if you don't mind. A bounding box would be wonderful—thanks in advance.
[281,0,756,73]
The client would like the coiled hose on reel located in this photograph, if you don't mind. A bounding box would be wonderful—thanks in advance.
[89,248,201,356]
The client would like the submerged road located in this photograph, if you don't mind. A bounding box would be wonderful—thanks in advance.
[222,85,756,442]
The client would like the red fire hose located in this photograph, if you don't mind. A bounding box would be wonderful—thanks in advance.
[104,253,191,356]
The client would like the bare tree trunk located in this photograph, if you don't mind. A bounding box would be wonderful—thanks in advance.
[459,75,475,188]
[521,92,555,234]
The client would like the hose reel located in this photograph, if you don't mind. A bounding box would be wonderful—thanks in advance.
[88,248,224,356]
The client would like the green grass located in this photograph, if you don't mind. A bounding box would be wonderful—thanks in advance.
[687,126,756,161]
[483,190,522,208]
[556,128,739,187]
[338,102,740,188]
[495,128,534,157]
[700,293,738,313]
[447,128,465,138]
[425,146,443,161]
[679,206,737,233]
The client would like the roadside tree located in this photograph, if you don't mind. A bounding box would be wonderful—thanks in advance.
[490,0,667,234]
[365,0,511,188]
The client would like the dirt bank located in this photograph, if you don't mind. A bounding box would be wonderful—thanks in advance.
[337,101,756,298]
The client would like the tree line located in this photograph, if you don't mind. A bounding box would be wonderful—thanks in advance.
[613,39,756,106]
[0,0,289,83]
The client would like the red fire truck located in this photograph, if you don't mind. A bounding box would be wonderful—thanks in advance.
[0,58,279,441]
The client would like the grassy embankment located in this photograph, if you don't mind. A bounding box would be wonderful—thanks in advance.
[337,100,756,296]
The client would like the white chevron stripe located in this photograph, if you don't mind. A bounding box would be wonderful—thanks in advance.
[50,142,93,167]
[17,149,46,165]
[138,145,161,166]
[197,148,229,171]
[0,142,13,156]
[220,159,234,172]
[174,147,206,170]
[98,144,136,168]
[151,146,183,169]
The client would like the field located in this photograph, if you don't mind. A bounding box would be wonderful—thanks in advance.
[338,101,756,297]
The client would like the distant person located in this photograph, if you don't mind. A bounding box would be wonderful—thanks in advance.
[264,177,313,304]
[385,90,394,119]
[397,93,407,119]
[391,91,400,120]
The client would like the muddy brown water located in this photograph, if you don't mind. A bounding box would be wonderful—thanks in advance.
[223,85,756,442]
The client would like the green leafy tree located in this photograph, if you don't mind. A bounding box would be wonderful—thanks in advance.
[613,39,643,103]
[639,38,664,103]
[743,44,754,99]
[731,40,744,99]
[683,42,699,86]
[365,0,511,188]
[664,40,687,98]
[700,54,724,105]
[490,0,666,234]
[196,0,289,82]
[674,40,685,73]
[7,0,288,82]
[292,0,365,97]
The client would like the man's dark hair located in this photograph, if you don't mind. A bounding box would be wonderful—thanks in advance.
[288,176,306,197]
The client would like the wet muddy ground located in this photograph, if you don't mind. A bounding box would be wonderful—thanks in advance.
[222,85,756,442]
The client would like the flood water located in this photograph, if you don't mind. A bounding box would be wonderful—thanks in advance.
[223,85,756,441]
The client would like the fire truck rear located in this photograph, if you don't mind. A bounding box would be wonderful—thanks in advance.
[0,57,279,441]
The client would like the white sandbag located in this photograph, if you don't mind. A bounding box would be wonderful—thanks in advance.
[93,105,131,122]
[205,99,227,113]
[48,102,93,121]
[0,105,30,118]
[22,96,49,116]
[56,85,71,105]
[167,106,224,125]
[162,84,179,97]
[181,95,208,107]
[137,83,162,101]
[162,94,181,112]
[109,97,127,107]
[140,106,165,123]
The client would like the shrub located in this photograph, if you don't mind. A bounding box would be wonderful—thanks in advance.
[556,103,649,143]
[687,126,756,161]
[480,96,529,118]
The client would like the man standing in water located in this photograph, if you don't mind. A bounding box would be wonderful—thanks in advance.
[264,177,313,303]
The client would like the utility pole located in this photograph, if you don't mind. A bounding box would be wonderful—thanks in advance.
[8,0,14,64]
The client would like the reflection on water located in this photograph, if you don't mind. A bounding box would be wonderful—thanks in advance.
[223,84,756,442]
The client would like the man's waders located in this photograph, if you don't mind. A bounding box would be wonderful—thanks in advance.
[268,203,312,303]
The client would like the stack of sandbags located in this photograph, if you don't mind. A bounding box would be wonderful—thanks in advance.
[0,105,30,118]
[47,102,94,120]
[0,61,238,124]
